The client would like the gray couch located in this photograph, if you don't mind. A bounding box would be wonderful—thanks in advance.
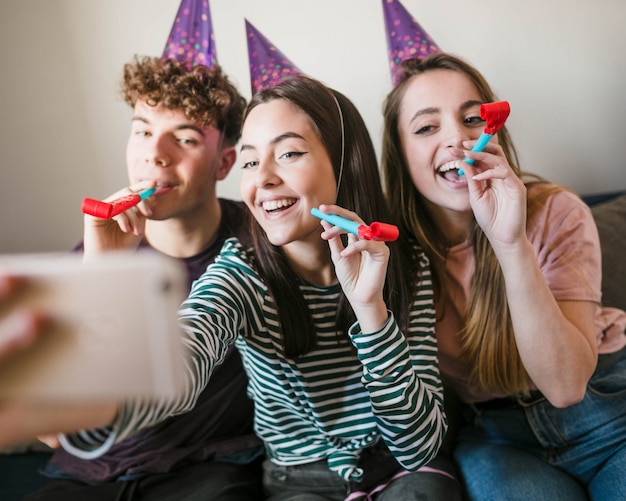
[586,192,626,312]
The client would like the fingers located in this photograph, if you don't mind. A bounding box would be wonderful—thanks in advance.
[315,204,390,258]
[315,204,364,241]
[0,309,46,362]
[317,204,364,224]
[322,220,347,261]
[87,183,152,236]
[460,140,512,181]
[0,275,18,301]
[127,182,155,218]
[321,220,388,264]
[37,434,61,449]
[113,206,146,236]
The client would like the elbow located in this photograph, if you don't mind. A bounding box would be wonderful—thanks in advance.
[541,358,594,409]
[545,384,587,409]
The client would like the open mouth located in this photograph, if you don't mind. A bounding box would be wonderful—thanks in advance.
[262,198,297,213]
[438,161,465,181]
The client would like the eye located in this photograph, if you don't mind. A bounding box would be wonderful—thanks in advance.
[241,160,258,170]
[279,151,306,160]
[413,125,437,135]
[465,115,485,127]
[177,137,198,146]
[134,130,150,137]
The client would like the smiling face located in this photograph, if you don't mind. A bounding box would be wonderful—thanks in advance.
[239,98,337,249]
[126,99,228,221]
[398,69,486,216]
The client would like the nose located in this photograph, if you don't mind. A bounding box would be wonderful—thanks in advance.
[254,157,281,188]
[145,135,172,167]
[445,119,472,150]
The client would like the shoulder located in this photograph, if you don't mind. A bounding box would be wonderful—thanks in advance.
[527,182,587,210]
[189,239,263,299]
[214,238,256,269]
[526,183,593,230]
[525,183,602,300]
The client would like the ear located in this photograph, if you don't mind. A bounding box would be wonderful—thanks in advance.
[215,145,237,181]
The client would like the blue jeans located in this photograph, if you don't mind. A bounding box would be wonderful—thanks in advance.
[454,348,626,500]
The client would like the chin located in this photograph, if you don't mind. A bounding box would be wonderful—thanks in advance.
[265,234,289,247]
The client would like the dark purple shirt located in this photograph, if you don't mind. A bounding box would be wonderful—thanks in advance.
[47,199,262,483]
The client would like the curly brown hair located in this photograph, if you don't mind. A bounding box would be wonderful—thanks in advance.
[121,56,247,146]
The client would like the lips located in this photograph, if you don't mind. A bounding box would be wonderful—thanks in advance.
[261,198,297,213]
[154,184,174,195]
[136,181,174,195]
[437,160,465,182]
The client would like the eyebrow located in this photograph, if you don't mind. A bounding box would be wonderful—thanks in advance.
[240,131,305,153]
[130,116,206,136]
[408,100,484,125]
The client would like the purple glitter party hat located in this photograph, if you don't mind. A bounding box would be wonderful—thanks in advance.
[162,0,217,68]
[246,19,302,95]
[382,0,441,86]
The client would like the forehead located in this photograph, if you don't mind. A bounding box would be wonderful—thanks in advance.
[133,99,185,119]
[401,69,481,111]
[132,100,213,132]
[243,99,315,138]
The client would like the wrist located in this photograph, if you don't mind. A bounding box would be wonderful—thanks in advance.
[352,299,389,334]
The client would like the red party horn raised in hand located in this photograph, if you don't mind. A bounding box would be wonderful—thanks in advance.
[81,187,156,219]
[311,208,399,242]
[458,101,510,175]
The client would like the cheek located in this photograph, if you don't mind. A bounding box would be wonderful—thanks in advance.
[239,173,255,207]
[126,151,139,178]
[125,144,145,172]
[308,164,337,202]
[405,151,434,192]
[407,160,434,190]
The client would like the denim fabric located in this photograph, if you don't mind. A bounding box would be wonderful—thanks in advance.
[263,459,347,501]
[454,349,626,500]
[374,467,463,501]
[262,452,462,501]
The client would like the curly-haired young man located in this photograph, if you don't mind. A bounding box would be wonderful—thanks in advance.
[24,55,264,501]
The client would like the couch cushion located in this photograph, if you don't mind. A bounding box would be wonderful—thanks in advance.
[590,193,626,311]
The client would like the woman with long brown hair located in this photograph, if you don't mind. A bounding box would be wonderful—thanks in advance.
[382,52,626,500]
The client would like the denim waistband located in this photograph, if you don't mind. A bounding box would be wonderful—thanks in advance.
[596,342,626,371]
[470,389,545,412]
[470,344,626,413]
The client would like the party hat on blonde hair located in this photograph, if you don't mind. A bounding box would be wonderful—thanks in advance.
[246,19,302,95]
[382,0,441,86]
[162,0,217,67]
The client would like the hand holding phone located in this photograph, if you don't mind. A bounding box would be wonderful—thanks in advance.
[0,251,187,400]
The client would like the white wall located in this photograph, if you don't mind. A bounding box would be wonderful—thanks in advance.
[1,0,625,253]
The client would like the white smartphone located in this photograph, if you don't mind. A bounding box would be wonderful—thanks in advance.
[0,251,188,401]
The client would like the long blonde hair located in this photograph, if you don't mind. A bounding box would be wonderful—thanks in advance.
[382,53,558,396]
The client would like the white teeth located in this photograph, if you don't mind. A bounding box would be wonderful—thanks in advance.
[439,161,462,173]
[262,198,296,211]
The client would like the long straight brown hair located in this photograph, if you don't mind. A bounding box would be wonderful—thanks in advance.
[381,53,544,395]
[245,75,414,359]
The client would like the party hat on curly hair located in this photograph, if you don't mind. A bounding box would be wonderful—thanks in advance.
[382,0,441,86]
[162,0,217,68]
[246,19,302,95]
